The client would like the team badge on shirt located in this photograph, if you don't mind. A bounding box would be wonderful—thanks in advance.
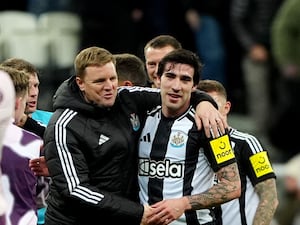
[130,113,140,131]
[250,151,273,178]
[170,132,185,148]
[210,134,235,164]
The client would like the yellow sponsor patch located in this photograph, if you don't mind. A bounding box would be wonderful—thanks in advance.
[250,151,273,178]
[210,135,235,164]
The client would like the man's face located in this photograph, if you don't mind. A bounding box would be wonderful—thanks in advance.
[26,73,39,114]
[76,62,118,108]
[160,62,196,117]
[145,46,175,88]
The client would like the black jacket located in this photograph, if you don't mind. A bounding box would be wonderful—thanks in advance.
[44,76,215,225]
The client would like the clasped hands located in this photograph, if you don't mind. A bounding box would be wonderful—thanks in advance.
[141,197,190,225]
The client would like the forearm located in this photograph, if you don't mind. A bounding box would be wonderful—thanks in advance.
[253,179,278,225]
[188,162,241,210]
[148,162,241,225]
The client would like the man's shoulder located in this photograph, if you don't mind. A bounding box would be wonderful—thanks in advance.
[5,123,42,140]
[229,128,266,154]
[3,124,41,158]
[230,128,261,143]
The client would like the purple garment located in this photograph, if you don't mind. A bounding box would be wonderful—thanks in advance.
[0,123,42,225]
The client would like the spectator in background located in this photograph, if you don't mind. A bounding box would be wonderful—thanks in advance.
[139,0,195,55]
[0,66,43,225]
[138,0,169,44]
[270,1,300,224]
[114,53,148,87]
[0,70,15,220]
[74,0,143,56]
[269,0,300,162]
[184,0,227,86]
[230,0,283,140]
[271,0,300,80]
[274,153,300,225]
[27,0,74,16]
[144,35,182,88]
[198,79,278,225]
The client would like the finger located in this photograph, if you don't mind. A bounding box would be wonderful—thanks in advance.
[201,118,212,138]
[159,214,170,225]
[30,158,40,164]
[163,218,170,225]
[195,114,203,131]
[216,119,225,135]
[217,116,228,135]
[208,116,221,138]
[147,209,164,223]
[210,123,219,138]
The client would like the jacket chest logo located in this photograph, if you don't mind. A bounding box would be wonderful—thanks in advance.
[99,134,109,145]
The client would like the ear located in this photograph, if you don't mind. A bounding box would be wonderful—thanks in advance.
[15,97,21,111]
[224,101,231,114]
[121,80,134,87]
[76,77,84,91]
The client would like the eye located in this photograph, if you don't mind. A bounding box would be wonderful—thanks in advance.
[110,76,117,82]
[164,72,176,79]
[181,76,192,82]
[94,79,105,83]
[147,62,156,68]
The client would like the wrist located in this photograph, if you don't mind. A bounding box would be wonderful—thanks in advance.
[183,196,192,211]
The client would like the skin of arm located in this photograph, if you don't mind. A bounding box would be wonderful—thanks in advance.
[146,162,241,224]
[253,178,278,225]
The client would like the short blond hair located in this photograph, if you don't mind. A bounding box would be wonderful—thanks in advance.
[74,46,115,79]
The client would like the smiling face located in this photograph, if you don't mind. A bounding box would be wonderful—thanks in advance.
[145,45,175,88]
[76,62,118,108]
[159,62,196,118]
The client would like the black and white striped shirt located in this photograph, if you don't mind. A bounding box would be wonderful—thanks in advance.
[138,106,234,225]
[214,128,276,225]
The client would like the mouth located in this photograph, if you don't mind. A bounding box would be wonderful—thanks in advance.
[27,101,36,108]
[168,93,181,102]
[103,93,114,99]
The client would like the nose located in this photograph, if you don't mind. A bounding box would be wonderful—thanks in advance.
[29,85,38,96]
[172,78,181,91]
[103,79,115,89]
